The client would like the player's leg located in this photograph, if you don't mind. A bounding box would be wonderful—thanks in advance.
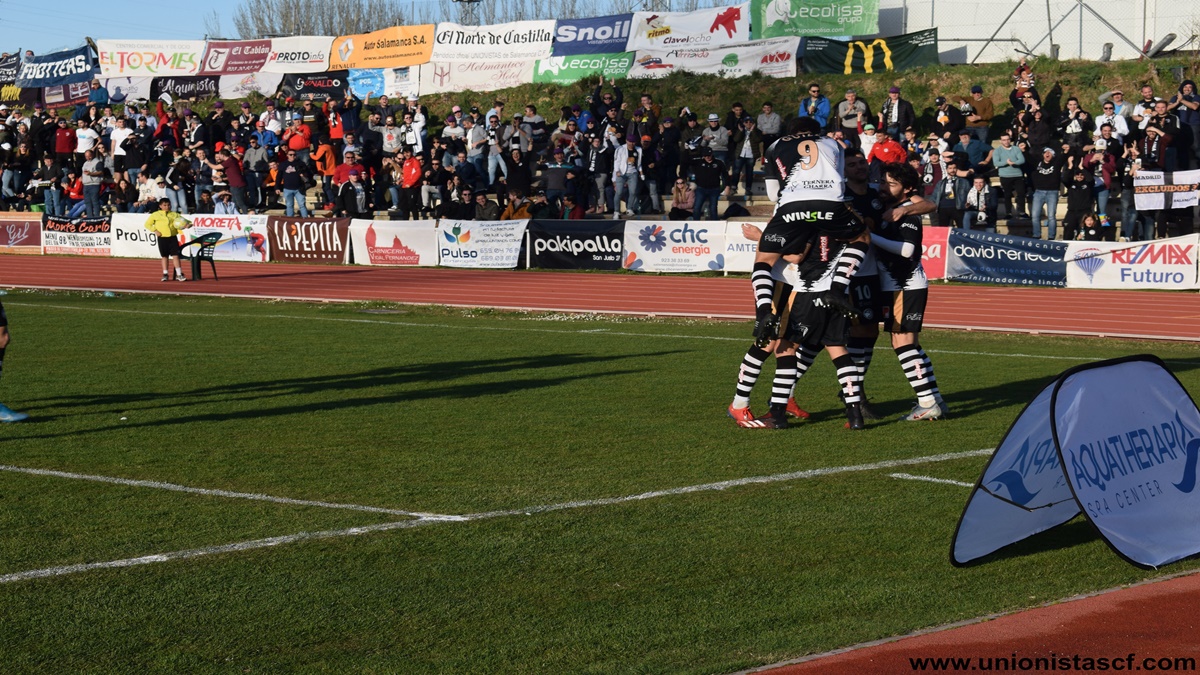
[815,203,870,316]
[0,307,29,423]
[728,341,773,427]
[762,339,799,429]
[785,343,819,420]
[886,289,943,420]
[847,275,882,419]
[828,345,864,430]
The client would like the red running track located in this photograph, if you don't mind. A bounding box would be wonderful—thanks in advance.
[2,255,1200,341]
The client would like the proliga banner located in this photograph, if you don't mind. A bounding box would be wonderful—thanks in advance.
[437,219,527,268]
[329,25,435,70]
[263,37,334,73]
[110,213,161,259]
[628,37,799,79]
[97,40,205,78]
[804,28,938,74]
[0,213,43,255]
[627,5,751,52]
[348,219,439,266]
[1066,236,1200,290]
[1133,169,1200,212]
[622,220,724,273]
[42,216,111,256]
[753,0,879,38]
[186,214,270,262]
[534,53,634,85]
[266,216,349,264]
[15,46,95,88]
[553,14,635,56]
[420,60,535,95]
[944,229,1067,287]
[525,220,625,270]
[432,21,555,61]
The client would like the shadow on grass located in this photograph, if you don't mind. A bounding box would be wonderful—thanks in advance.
[954,519,1100,567]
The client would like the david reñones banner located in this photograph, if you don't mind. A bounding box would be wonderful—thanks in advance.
[553,14,635,56]
[803,28,938,75]
[1133,169,1200,212]
[15,46,95,88]
[627,5,752,52]
[1066,236,1200,290]
[944,229,1066,287]
[329,25,435,70]
[753,0,879,38]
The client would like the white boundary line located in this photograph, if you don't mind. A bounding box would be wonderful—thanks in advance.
[889,472,975,488]
[0,449,992,584]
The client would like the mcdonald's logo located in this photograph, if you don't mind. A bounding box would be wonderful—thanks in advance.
[843,39,893,74]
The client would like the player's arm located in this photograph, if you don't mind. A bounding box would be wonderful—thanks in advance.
[869,230,916,259]
[884,195,935,221]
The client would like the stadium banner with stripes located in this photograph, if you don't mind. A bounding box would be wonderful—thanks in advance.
[263,37,335,74]
[627,37,799,79]
[524,220,625,270]
[41,216,111,256]
[348,219,439,266]
[328,25,436,70]
[722,221,759,273]
[96,40,205,78]
[187,214,270,262]
[15,46,95,88]
[431,21,556,61]
[1065,235,1200,290]
[419,60,536,95]
[1133,169,1200,212]
[753,0,879,38]
[803,28,938,75]
[533,53,635,85]
[266,217,348,264]
[622,220,724,273]
[437,219,528,269]
[109,213,161,259]
[922,225,951,280]
[0,213,43,255]
[626,5,752,52]
[944,229,1067,287]
[198,40,273,75]
[552,14,635,56]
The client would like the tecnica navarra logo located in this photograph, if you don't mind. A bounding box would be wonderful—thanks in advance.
[639,224,667,252]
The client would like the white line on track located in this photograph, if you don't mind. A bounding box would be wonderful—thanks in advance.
[889,472,975,488]
[0,449,992,584]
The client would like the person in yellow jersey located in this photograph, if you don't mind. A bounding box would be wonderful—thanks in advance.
[144,198,192,282]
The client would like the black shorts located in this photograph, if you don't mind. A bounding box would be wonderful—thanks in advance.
[850,275,883,325]
[113,156,127,173]
[157,235,182,257]
[787,290,849,348]
[758,200,867,256]
[0,301,6,328]
[883,288,929,333]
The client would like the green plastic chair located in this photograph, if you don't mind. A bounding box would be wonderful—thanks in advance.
[179,232,223,281]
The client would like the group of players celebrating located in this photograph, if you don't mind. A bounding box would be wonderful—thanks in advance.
[728,117,945,430]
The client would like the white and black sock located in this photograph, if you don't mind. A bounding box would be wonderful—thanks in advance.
[752,262,775,312]
[830,241,868,293]
[832,354,862,404]
[896,344,938,407]
[732,345,770,409]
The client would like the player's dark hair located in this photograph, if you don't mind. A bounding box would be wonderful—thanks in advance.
[789,117,821,135]
[883,162,922,193]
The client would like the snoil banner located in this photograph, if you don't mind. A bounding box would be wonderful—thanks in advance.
[627,37,799,79]
[552,14,635,56]
[263,37,334,74]
[432,21,555,61]
[110,213,161,259]
[626,5,751,52]
[267,216,349,264]
[1065,236,1200,290]
[944,229,1067,287]
[622,220,724,273]
[437,219,527,268]
[15,46,95,88]
[1133,169,1200,211]
[804,29,938,75]
[199,40,273,75]
[534,53,634,85]
[96,40,204,78]
[420,60,535,95]
[525,220,625,270]
[329,25,435,70]
[753,0,879,38]
[348,219,439,266]
[186,214,270,262]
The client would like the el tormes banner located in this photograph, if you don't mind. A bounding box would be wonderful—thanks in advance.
[803,28,938,74]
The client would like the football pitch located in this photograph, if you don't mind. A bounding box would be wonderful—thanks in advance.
[2,290,1199,673]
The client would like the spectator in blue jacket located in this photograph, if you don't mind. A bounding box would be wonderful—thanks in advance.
[798,83,831,130]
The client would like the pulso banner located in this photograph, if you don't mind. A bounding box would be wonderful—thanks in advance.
[1133,169,1200,211]
[431,20,556,61]
[96,40,204,78]
[266,216,349,264]
[1065,235,1200,290]
[526,220,624,270]
[150,76,219,101]
[99,77,154,104]
[622,220,724,273]
[534,53,634,85]
[329,25,435,70]
[219,73,285,99]
[0,213,43,255]
[419,60,535,95]
[42,216,111,256]
[626,5,751,52]
[187,214,270,262]
[803,28,938,75]
[922,225,951,280]
[437,219,527,269]
[199,40,273,75]
[753,0,879,38]
[15,46,95,88]
[552,14,635,56]
[263,36,334,74]
[723,221,759,273]
[347,219,438,266]
[110,213,161,259]
[41,81,90,110]
[627,37,799,80]
[944,229,1067,287]
[279,71,349,100]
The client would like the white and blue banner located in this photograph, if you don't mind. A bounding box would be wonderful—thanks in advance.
[622,220,724,273]
[552,14,635,55]
[109,213,161,259]
[347,69,385,98]
[1065,235,1200,290]
[15,45,95,88]
[722,221,759,273]
[437,219,527,268]
[944,229,1067,287]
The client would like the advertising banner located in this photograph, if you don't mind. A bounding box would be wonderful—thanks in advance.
[622,220,724,272]
[382,66,421,98]
[723,221,759,273]
[552,14,635,56]
[266,216,349,264]
[0,54,41,109]
[944,229,1067,287]
[150,76,219,101]
[753,0,879,38]
[186,214,270,262]
[804,29,938,75]
[41,81,90,110]
[626,5,752,52]
[0,53,18,83]
[347,69,384,99]
[1133,169,1200,211]
[1065,236,1200,290]
[628,37,799,79]
[526,220,624,270]
[431,20,556,61]
[278,71,349,101]
[922,225,951,280]
[263,36,334,73]
[0,213,43,255]
[42,216,111,256]
[96,40,204,78]
[419,60,535,95]
[198,40,273,75]
[15,46,95,88]
[219,72,285,99]
[99,76,154,104]
[348,219,438,266]
[329,25,435,70]
[110,213,161,259]
[436,219,527,268]
[534,53,634,85]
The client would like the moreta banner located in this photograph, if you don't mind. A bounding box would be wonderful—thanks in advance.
[432,21,556,61]
[1133,169,1200,211]
[626,5,752,52]
[199,40,273,75]
[96,40,205,77]
[753,0,879,38]
[552,14,635,56]
[944,229,1067,287]
[627,37,799,80]
[186,214,270,262]
[804,28,938,75]
[1065,236,1200,290]
[263,37,334,74]
[329,26,435,70]
[622,220,724,273]
[348,219,439,266]
[525,220,625,270]
[15,46,95,88]
[437,219,527,268]
[534,53,634,85]
[267,217,349,264]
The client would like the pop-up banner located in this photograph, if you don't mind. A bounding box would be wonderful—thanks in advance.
[266,216,349,264]
[622,220,724,273]
[348,219,439,266]
[944,229,1067,287]
[437,219,528,268]
[0,213,43,255]
[187,214,270,262]
[42,216,111,256]
[525,220,625,270]
[110,213,161,259]
[1066,235,1200,290]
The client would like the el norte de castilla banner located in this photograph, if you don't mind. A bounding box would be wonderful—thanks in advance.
[804,28,938,74]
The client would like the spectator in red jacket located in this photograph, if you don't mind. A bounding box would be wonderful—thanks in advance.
[866,127,906,165]
[53,117,76,167]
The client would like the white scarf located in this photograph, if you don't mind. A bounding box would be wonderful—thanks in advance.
[966,185,990,209]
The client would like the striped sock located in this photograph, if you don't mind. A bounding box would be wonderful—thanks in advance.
[788,345,822,400]
[770,353,798,408]
[752,262,775,312]
[830,241,869,293]
[832,354,862,404]
[846,335,876,379]
[896,345,938,407]
[732,345,770,408]
[918,348,941,401]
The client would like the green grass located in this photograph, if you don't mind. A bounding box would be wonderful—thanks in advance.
[1,290,1199,673]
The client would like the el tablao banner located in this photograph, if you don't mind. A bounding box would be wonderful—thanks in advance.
[526,220,624,270]
[420,60,535,95]
[804,28,938,75]
[266,217,349,264]
[199,40,273,75]
[0,213,43,255]
[151,76,219,101]
[534,53,633,85]
[97,40,204,78]
[622,220,724,273]
[1066,236,1200,290]
[627,37,799,79]
[263,37,334,74]
[42,216,111,256]
[110,213,161,259]
[627,5,751,52]
[279,72,349,100]
[15,46,95,88]
[553,14,635,56]
[944,229,1067,287]
[329,25,435,70]
[437,219,527,269]
[432,20,555,61]
[753,0,879,38]
[1133,169,1200,211]
[187,214,270,262]
[348,219,439,266]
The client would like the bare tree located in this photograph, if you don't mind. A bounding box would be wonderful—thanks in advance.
[203,10,225,39]
[233,0,436,38]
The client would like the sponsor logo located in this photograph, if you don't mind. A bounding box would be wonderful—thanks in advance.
[442,223,471,245]
[638,224,667,252]
[709,6,742,38]
[4,222,33,245]
[268,51,327,65]
[990,436,1062,506]
[797,2,866,24]
[782,210,833,223]
[905,312,923,322]
[1069,412,1194,495]
[338,40,354,63]
[843,39,893,74]
[364,223,421,265]
[953,243,1060,263]
[556,19,631,44]
[721,53,739,68]
[533,235,622,256]
[433,64,451,87]
[1072,247,1105,283]
[636,55,673,70]
[762,233,786,245]
[1174,438,1200,493]
[272,220,344,260]
[205,49,229,72]
[760,51,792,64]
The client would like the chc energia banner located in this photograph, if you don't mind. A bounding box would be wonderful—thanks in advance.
[534,53,634,85]
[627,5,751,52]
[1133,169,1200,211]
[15,46,95,88]
[553,14,635,56]
[348,220,439,266]
[328,25,435,70]
[437,219,528,268]
[97,40,205,77]
[420,61,535,95]
[753,0,879,38]
[623,220,724,273]
[432,21,555,61]
[944,229,1067,287]
[1066,236,1200,290]
[627,37,799,79]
